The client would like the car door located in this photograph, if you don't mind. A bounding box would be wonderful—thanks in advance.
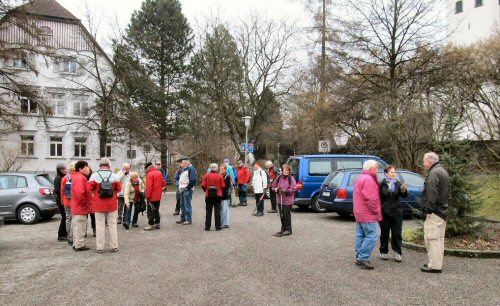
[0,175,29,218]
[399,172,425,212]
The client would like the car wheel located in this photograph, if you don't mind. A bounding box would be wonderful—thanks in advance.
[17,204,41,224]
[311,195,326,213]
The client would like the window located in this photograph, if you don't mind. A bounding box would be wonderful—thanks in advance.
[13,58,27,68]
[73,96,88,117]
[329,172,344,188]
[0,176,27,189]
[49,136,63,157]
[309,159,332,176]
[35,174,53,187]
[105,141,112,158]
[127,149,136,159]
[288,159,300,175]
[39,26,52,36]
[335,159,363,170]
[20,97,37,114]
[50,93,65,116]
[347,174,361,187]
[74,137,86,157]
[62,59,78,73]
[20,135,34,156]
[400,173,425,188]
[455,1,463,14]
[475,0,483,7]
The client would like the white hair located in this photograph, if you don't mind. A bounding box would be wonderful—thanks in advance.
[123,162,130,168]
[99,157,111,167]
[265,161,273,169]
[209,163,218,172]
[363,160,379,171]
[424,152,439,164]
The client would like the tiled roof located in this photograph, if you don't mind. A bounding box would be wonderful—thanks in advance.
[16,0,79,21]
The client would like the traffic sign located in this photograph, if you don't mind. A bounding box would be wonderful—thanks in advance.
[318,140,330,153]
[241,143,254,153]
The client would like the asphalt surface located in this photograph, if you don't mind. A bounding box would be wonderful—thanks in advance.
[0,190,499,305]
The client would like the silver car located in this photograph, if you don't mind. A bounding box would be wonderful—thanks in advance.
[0,173,59,224]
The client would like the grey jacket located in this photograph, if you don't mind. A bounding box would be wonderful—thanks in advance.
[421,163,450,220]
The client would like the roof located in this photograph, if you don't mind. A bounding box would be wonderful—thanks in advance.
[15,0,79,22]
[289,154,384,159]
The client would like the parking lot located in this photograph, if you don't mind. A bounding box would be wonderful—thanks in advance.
[1,191,499,305]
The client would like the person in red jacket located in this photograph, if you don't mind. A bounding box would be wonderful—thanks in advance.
[144,162,166,231]
[201,163,225,231]
[71,160,92,251]
[88,158,122,253]
[237,160,251,206]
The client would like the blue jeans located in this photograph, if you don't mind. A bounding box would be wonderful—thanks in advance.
[125,202,139,225]
[180,189,193,222]
[221,199,230,225]
[355,222,379,261]
[238,184,248,204]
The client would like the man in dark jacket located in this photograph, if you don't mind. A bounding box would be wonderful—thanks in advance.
[420,152,450,273]
[54,163,67,241]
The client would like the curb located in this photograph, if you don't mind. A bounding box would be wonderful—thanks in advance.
[403,241,500,258]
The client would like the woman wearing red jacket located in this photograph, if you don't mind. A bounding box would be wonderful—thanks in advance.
[88,158,122,253]
[202,163,225,231]
[71,161,93,251]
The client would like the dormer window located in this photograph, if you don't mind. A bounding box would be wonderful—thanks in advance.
[62,59,78,73]
[13,58,27,68]
[39,26,52,36]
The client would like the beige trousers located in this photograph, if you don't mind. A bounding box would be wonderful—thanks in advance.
[95,210,118,251]
[73,214,88,248]
[424,213,447,270]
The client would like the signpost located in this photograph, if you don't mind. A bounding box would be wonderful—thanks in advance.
[318,140,330,153]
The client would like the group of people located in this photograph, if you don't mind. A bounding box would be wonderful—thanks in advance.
[353,152,450,273]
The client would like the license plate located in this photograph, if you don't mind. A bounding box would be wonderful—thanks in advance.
[322,191,330,197]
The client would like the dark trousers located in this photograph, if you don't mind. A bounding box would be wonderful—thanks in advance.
[255,193,264,212]
[205,197,221,230]
[379,213,403,255]
[147,201,161,225]
[57,202,67,238]
[89,213,96,231]
[125,202,140,225]
[269,189,277,210]
[175,190,181,212]
[118,197,125,222]
[279,204,292,232]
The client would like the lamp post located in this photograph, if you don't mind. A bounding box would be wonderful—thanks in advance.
[242,116,252,165]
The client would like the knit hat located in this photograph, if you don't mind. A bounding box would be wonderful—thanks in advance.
[144,162,153,169]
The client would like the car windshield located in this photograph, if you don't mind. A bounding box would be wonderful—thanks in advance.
[35,174,54,187]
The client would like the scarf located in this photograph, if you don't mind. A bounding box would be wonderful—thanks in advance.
[385,176,397,192]
[132,179,141,202]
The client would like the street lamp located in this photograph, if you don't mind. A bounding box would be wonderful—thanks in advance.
[242,116,252,165]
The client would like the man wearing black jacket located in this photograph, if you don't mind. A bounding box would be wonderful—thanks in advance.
[420,152,450,273]
[54,163,67,241]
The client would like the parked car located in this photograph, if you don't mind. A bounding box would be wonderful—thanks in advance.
[0,173,58,224]
[317,169,424,217]
[286,155,388,212]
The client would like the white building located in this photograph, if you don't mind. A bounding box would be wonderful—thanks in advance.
[447,0,500,45]
[0,0,151,174]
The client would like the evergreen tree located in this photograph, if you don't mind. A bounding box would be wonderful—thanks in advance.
[123,0,193,164]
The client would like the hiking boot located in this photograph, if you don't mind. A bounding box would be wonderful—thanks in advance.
[132,224,138,228]
[273,231,283,237]
[111,248,119,253]
[267,209,277,213]
[173,211,180,216]
[394,253,402,262]
[144,225,156,231]
[176,220,184,224]
[123,223,129,230]
[281,230,292,236]
[182,221,192,225]
[96,250,104,254]
[421,265,442,273]
[74,246,90,252]
[380,253,389,260]
[356,260,374,270]
[154,224,160,229]
[221,225,229,228]
[117,220,122,225]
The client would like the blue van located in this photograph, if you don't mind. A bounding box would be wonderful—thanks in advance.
[286,155,387,212]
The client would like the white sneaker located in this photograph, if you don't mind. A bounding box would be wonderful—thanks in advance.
[394,253,402,262]
[380,253,389,260]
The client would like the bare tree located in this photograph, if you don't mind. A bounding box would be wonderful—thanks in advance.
[0,143,22,171]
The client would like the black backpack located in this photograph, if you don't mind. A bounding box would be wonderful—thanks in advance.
[98,171,114,198]
[64,174,72,199]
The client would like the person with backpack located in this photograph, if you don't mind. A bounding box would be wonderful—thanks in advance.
[88,158,122,253]
[144,162,167,230]
[271,164,297,237]
[71,160,93,251]
[124,172,145,229]
[251,162,268,217]
[54,163,68,241]
[61,162,76,246]
[219,163,232,228]
[201,163,225,231]
[237,161,251,206]
[223,159,235,206]
[265,161,279,213]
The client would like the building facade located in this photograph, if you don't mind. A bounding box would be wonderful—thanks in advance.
[447,0,500,45]
[0,0,149,174]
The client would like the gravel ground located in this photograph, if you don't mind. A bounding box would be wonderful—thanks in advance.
[0,190,499,305]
